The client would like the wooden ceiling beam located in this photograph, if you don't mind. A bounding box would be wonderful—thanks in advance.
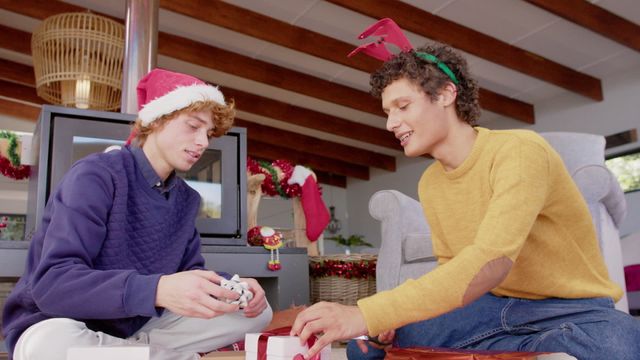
[160,0,535,123]
[0,59,35,86]
[0,61,378,180]
[524,0,640,53]
[0,98,41,121]
[157,32,382,117]
[234,119,395,171]
[0,100,350,187]
[0,55,399,153]
[248,139,369,180]
[0,24,32,55]
[313,172,346,188]
[327,0,603,101]
[0,0,79,19]
[0,1,382,116]
[478,89,534,124]
[0,79,43,105]
[0,0,536,124]
[220,87,398,150]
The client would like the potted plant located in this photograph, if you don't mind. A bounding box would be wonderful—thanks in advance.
[325,234,373,255]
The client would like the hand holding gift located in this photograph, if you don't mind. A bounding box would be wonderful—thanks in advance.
[246,329,331,360]
[291,302,368,359]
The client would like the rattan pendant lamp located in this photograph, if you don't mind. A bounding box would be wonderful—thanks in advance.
[31,12,125,110]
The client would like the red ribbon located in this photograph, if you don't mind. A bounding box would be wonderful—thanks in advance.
[257,327,321,360]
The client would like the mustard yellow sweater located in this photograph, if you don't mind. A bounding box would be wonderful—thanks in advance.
[358,127,622,336]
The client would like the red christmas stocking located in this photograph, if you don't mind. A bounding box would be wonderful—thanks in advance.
[288,166,330,241]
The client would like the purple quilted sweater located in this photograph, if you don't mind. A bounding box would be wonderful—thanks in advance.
[2,146,206,356]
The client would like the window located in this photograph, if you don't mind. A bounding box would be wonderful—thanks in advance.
[0,214,26,241]
[606,148,640,193]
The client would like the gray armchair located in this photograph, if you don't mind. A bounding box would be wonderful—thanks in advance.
[369,132,629,312]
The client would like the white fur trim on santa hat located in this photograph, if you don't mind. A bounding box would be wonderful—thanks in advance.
[288,165,314,186]
[138,84,225,125]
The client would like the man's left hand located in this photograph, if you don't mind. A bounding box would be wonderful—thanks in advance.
[240,277,267,317]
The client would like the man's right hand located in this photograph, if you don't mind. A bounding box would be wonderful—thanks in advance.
[155,270,241,318]
[356,330,395,353]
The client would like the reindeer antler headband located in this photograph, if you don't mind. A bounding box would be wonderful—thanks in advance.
[348,18,459,85]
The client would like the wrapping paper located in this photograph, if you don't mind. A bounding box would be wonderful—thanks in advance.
[245,330,331,360]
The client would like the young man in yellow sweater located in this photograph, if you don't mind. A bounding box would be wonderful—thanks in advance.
[291,42,640,360]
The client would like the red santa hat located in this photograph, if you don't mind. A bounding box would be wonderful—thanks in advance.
[137,68,225,125]
[120,69,226,146]
[287,165,330,241]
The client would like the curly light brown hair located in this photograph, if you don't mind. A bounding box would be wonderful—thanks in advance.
[133,99,236,146]
[370,42,480,125]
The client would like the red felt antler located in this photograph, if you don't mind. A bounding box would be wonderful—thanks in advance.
[348,18,413,61]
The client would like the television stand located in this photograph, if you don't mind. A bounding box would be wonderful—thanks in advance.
[200,245,309,310]
[0,241,309,311]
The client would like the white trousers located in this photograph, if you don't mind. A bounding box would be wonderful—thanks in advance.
[13,305,272,360]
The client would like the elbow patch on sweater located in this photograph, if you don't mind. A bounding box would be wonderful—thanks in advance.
[462,256,512,306]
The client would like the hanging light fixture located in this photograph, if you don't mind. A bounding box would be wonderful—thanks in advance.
[31,12,125,111]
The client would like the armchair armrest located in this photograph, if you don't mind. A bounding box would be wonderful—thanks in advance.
[369,190,434,291]
[573,164,627,227]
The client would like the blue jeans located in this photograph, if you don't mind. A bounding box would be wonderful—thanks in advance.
[347,294,640,360]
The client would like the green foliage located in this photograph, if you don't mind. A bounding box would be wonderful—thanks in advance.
[326,234,373,248]
[0,215,26,241]
[606,152,640,192]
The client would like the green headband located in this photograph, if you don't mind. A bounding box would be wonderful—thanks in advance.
[414,52,459,85]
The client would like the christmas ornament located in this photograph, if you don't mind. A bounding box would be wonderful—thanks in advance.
[247,226,265,246]
[263,226,283,271]
[248,226,284,271]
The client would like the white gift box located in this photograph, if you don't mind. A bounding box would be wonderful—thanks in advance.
[67,345,150,360]
[245,333,331,360]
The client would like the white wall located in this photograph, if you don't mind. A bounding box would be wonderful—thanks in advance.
[256,184,349,255]
[1,71,639,245]
[347,70,640,247]
[0,115,36,214]
[346,156,431,252]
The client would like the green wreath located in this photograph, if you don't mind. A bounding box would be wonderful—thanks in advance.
[0,131,21,166]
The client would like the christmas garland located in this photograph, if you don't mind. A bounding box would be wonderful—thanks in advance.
[309,259,377,279]
[247,157,301,198]
[0,131,30,180]
[0,130,21,166]
[0,155,30,180]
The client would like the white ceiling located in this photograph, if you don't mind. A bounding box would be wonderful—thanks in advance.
[1,0,639,160]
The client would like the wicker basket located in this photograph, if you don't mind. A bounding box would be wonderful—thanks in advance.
[309,254,377,306]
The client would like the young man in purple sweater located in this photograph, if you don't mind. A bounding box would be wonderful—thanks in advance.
[2,69,272,360]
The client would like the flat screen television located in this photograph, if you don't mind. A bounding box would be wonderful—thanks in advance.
[26,105,248,246]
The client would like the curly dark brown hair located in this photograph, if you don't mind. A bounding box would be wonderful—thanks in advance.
[370,42,480,125]
[133,99,236,146]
